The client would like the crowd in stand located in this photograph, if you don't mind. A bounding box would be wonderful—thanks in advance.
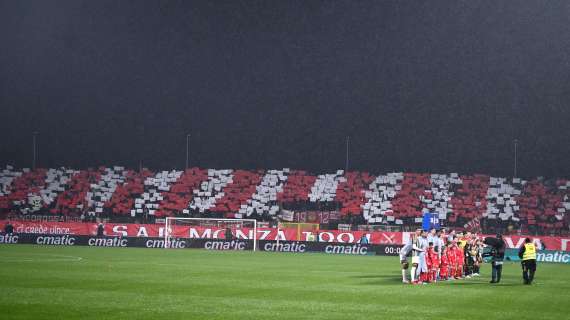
[0,165,568,235]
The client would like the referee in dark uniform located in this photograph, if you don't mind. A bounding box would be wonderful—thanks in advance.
[518,238,537,285]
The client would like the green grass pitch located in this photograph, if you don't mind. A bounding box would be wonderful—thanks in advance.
[1,245,569,320]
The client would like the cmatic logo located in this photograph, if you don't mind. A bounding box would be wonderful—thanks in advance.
[537,251,570,264]
[263,242,306,253]
[36,235,76,246]
[204,240,246,251]
[0,234,19,244]
[146,239,187,249]
[88,237,128,247]
[325,244,368,255]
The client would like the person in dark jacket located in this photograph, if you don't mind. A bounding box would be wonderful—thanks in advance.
[225,227,233,240]
[96,223,105,237]
[4,221,14,234]
[486,234,505,283]
[518,238,537,285]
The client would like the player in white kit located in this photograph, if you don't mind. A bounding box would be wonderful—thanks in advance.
[433,230,444,280]
[410,229,428,283]
[399,240,413,283]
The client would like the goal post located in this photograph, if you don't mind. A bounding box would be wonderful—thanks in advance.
[164,217,258,251]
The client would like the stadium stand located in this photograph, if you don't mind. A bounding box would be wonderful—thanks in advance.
[309,170,344,203]
[239,169,288,218]
[277,170,317,203]
[104,168,153,220]
[362,172,403,224]
[211,169,263,217]
[189,169,234,214]
[0,165,568,235]
[54,169,99,217]
[131,169,183,218]
[448,174,489,226]
[156,168,208,217]
[336,171,374,216]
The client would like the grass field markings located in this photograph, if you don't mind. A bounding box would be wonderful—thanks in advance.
[0,285,452,314]
[0,253,83,263]
[2,246,570,320]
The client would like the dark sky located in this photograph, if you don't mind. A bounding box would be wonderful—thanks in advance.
[1,1,569,178]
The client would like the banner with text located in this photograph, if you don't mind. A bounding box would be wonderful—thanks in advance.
[5,233,569,263]
[2,220,570,251]
[503,248,570,264]
[0,233,400,256]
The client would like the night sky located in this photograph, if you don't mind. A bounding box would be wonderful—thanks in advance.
[1,1,569,178]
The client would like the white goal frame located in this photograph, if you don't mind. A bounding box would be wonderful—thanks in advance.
[164,217,258,251]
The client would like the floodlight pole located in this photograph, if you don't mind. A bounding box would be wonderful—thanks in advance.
[345,136,350,172]
[186,133,190,170]
[513,139,518,178]
[32,132,38,170]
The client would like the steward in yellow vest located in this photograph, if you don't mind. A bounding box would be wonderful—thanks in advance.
[518,238,537,285]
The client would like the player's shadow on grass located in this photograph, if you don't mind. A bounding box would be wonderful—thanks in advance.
[353,275,523,287]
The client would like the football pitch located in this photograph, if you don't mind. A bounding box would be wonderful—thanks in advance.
[1,245,569,320]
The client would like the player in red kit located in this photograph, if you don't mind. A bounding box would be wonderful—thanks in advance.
[439,245,450,280]
[455,243,465,279]
[425,242,435,282]
[447,240,458,280]
[429,243,440,282]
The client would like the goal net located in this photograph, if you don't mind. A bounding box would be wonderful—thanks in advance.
[164,217,258,251]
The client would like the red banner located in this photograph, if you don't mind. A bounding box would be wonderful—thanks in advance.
[2,220,570,250]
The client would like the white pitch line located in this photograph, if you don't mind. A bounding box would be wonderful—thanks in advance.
[0,254,84,263]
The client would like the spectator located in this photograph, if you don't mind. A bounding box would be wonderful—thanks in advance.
[307,232,316,242]
[4,221,14,234]
[225,227,233,240]
[96,223,105,237]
